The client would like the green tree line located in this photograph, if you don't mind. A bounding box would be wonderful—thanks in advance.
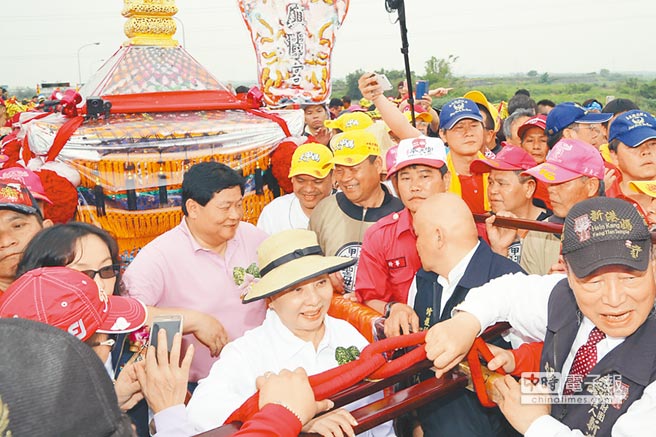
[331,56,656,114]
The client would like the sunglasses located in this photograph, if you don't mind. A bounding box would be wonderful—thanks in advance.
[80,264,121,280]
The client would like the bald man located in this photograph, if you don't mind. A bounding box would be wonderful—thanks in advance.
[387,193,524,437]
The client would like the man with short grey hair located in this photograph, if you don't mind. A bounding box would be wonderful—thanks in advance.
[503,108,534,147]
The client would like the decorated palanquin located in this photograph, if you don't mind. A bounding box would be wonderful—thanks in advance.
[28,109,302,259]
[19,0,304,263]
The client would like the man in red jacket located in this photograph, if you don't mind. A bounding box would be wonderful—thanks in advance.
[355,136,449,315]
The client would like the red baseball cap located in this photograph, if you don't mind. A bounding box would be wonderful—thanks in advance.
[517,114,547,140]
[0,182,42,216]
[470,145,537,173]
[0,167,52,204]
[0,267,147,341]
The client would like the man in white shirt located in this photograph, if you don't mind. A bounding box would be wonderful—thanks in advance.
[257,143,334,235]
[386,193,523,436]
[424,197,656,436]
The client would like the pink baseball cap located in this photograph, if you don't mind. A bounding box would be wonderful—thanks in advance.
[387,137,447,179]
[385,145,399,175]
[0,167,52,204]
[517,114,547,140]
[0,267,147,341]
[406,104,427,114]
[522,139,604,184]
[470,144,537,173]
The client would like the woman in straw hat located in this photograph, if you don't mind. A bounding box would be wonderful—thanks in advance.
[187,229,395,437]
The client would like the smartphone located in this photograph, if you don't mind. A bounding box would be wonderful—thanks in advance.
[375,74,393,92]
[150,315,183,352]
[415,80,429,99]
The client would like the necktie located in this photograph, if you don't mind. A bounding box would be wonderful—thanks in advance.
[563,327,606,395]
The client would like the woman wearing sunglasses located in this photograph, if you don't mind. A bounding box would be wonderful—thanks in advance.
[17,222,130,363]
[14,222,151,433]
[18,222,122,294]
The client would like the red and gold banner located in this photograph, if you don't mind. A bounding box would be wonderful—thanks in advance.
[239,0,350,105]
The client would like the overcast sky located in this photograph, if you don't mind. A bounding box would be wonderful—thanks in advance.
[3,0,653,88]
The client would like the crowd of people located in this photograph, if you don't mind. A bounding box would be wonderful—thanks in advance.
[0,73,655,437]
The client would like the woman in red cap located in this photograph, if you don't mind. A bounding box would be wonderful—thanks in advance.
[5,222,149,419]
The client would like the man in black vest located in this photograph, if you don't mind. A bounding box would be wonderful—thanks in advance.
[423,197,656,436]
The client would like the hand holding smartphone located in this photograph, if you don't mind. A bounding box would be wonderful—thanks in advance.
[415,80,429,100]
[150,315,183,353]
[375,74,393,92]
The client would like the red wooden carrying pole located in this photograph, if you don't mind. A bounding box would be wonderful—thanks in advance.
[473,213,563,234]
[196,323,511,437]
[473,213,656,243]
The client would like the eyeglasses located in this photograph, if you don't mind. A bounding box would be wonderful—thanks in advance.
[89,338,116,352]
[80,264,121,280]
[572,124,601,135]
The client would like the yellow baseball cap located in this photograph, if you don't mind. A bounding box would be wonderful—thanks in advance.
[288,143,334,179]
[404,110,433,123]
[360,97,372,108]
[330,130,380,166]
[628,181,656,198]
[324,112,374,132]
[464,90,500,131]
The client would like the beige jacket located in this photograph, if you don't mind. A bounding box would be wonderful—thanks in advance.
[519,230,561,275]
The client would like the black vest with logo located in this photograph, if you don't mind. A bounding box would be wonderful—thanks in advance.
[541,279,656,436]
[412,242,524,437]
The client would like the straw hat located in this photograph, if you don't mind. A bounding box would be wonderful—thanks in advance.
[242,229,356,303]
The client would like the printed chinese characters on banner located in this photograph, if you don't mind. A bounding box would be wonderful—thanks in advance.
[239,0,350,105]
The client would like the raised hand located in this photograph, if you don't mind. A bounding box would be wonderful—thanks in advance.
[191,312,228,357]
[424,312,481,378]
[135,330,194,414]
[383,303,419,337]
[257,368,334,426]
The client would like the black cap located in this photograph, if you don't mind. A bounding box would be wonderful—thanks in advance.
[601,98,639,116]
[0,318,134,436]
[562,197,651,278]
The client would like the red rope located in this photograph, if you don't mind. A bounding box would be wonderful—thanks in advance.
[224,331,504,424]
[466,338,507,408]
[246,109,292,138]
[45,116,85,162]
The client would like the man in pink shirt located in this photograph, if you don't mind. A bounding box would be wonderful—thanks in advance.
[123,162,268,383]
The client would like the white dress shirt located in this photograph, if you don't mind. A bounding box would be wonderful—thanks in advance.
[454,272,656,437]
[436,241,479,318]
[406,242,479,313]
[256,193,308,235]
[186,310,395,436]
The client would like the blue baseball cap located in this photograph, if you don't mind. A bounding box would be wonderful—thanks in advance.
[608,110,656,148]
[439,98,483,130]
[545,102,612,137]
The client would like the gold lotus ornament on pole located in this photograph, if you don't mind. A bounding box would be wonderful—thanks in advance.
[122,0,179,47]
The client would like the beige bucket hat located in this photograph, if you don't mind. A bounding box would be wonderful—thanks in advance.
[242,229,356,303]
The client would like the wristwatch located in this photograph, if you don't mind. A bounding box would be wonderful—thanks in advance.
[384,301,399,318]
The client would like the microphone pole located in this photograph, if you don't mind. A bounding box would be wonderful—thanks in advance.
[386,0,416,127]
